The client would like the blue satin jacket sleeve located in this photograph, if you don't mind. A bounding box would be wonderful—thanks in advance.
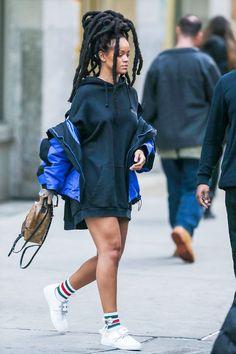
[37,137,72,192]
[139,138,155,173]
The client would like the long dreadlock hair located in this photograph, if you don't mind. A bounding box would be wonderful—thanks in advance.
[68,10,143,103]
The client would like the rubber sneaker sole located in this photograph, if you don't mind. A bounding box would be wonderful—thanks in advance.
[171,226,195,263]
[101,336,142,351]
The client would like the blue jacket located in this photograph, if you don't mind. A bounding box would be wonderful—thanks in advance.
[37,118,156,206]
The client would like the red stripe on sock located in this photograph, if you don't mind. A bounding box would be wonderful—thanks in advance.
[112,319,120,324]
[61,282,71,296]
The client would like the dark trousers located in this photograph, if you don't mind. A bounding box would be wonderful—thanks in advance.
[225,188,236,277]
[161,158,203,236]
[211,292,236,353]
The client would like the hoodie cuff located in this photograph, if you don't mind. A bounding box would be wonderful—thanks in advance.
[197,174,211,186]
[138,145,148,158]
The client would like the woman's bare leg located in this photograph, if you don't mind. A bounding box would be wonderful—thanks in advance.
[119,217,129,254]
[85,217,121,312]
[69,218,129,294]
[69,255,97,290]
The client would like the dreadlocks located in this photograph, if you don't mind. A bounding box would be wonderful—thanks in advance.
[68,10,143,102]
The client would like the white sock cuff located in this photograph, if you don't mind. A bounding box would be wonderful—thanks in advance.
[66,278,76,292]
[104,311,119,317]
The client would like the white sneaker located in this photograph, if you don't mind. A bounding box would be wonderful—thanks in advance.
[100,325,142,350]
[43,283,69,333]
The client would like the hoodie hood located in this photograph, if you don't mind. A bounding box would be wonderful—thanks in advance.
[76,76,133,109]
[68,74,139,133]
[78,75,127,88]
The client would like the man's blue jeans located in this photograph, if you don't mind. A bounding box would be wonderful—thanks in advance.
[161,158,203,236]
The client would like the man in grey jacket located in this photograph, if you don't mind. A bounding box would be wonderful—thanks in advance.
[142,15,220,263]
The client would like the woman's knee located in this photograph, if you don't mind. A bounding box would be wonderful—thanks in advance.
[98,241,122,262]
[87,217,123,262]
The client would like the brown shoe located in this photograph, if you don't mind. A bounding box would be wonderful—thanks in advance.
[171,226,195,263]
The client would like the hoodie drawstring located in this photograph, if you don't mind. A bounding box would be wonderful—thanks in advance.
[126,85,133,110]
[105,83,109,108]
[104,80,133,110]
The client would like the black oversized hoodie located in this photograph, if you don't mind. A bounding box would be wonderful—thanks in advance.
[69,76,141,166]
[37,76,156,230]
[68,76,154,210]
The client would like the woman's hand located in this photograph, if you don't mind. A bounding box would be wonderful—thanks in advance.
[39,188,54,205]
[196,184,211,208]
[130,149,146,171]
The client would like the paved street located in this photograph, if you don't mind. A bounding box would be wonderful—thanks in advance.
[1,171,235,354]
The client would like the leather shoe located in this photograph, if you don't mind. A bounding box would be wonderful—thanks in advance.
[171,226,195,263]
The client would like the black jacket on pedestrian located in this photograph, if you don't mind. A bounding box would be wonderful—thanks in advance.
[211,292,236,354]
[142,48,220,150]
[197,70,236,190]
[202,35,228,75]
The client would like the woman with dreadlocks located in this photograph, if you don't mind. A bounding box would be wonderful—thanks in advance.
[38,10,156,351]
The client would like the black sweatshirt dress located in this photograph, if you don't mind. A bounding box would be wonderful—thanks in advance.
[64,77,141,229]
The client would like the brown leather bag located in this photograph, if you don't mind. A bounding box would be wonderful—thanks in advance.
[22,200,52,244]
[8,197,58,268]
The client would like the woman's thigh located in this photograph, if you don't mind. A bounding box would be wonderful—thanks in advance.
[85,217,122,253]
[118,218,129,253]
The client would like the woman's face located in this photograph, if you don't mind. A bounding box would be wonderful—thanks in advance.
[99,37,130,75]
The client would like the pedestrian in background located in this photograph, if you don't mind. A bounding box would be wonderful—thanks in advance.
[200,15,236,219]
[202,15,236,75]
[37,10,156,351]
[196,69,236,278]
[142,15,220,263]
[196,68,236,354]
[210,293,236,354]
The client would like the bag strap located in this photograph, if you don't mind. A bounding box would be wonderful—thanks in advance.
[8,196,58,268]
[7,234,23,256]
[19,213,53,269]
[8,201,52,255]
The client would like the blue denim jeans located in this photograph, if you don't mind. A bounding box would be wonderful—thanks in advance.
[161,158,203,236]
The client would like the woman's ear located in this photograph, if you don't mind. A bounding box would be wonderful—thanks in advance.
[98,50,106,63]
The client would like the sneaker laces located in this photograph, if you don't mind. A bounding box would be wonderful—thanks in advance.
[118,326,129,338]
[60,300,68,313]
[112,326,129,343]
[100,322,128,337]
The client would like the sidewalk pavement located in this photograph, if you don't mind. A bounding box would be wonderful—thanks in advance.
[1,171,235,354]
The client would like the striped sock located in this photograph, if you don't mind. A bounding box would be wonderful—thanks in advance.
[104,312,121,331]
[55,278,76,302]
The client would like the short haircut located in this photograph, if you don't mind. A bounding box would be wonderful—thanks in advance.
[178,15,202,37]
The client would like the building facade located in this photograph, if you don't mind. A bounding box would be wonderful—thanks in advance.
[0,0,235,200]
